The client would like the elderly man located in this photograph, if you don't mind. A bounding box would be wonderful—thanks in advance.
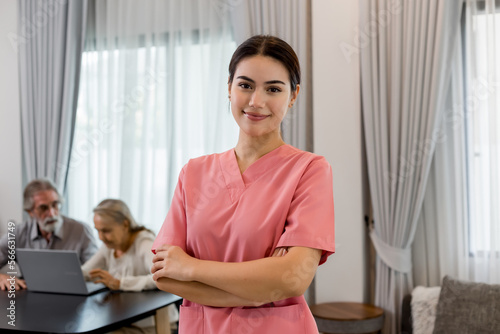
[0,178,98,290]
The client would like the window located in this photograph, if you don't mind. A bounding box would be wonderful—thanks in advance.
[466,4,500,256]
[66,35,238,234]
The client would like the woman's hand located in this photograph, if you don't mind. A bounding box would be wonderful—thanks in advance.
[151,245,197,282]
[89,269,120,290]
[272,247,289,257]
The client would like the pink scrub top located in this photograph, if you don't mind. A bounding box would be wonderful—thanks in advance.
[152,144,335,334]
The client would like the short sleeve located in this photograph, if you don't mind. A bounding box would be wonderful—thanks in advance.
[276,157,335,265]
[152,167,187,254]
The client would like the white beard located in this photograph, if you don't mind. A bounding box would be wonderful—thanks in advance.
[39,215,63,233]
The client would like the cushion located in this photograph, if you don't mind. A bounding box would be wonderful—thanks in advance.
[411,286,441,334]
[433,275,500,333]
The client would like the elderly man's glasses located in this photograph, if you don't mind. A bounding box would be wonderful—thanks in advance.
[34,201,62,215]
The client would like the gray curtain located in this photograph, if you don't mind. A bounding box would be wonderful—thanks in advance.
[359,1,462,332]
[413,28,468,287]
[229,0,313,152]
[18,0,87,193]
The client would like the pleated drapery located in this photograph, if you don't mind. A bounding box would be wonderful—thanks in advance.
[18,0,88,194]
[66,0,237,233]
[359,1,462,332]
[414,0,500,288]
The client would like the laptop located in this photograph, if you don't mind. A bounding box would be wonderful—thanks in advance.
[16,249,107,295]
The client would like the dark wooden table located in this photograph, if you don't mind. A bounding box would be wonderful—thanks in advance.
[0,289,181,333]
[310,302,385,333]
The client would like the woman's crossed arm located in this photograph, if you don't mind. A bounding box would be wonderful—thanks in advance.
[151,245,321,306]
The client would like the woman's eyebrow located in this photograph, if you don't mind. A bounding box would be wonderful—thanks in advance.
[236,75,286,85]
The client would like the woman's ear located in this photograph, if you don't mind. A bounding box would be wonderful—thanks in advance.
[289,84,300,108]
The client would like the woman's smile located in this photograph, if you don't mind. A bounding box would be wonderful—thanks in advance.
[243,111,270,121]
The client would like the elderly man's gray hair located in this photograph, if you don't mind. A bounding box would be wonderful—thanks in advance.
[23,178,61,212]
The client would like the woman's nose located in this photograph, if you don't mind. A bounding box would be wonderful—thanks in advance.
[249,90,265,108]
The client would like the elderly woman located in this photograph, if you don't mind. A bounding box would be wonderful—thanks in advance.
[82,199,178,334]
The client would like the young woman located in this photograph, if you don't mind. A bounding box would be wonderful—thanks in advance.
[151,35,335,333]
[82,199,178,334]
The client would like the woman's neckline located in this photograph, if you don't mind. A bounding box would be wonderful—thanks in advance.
[233,143,288,175]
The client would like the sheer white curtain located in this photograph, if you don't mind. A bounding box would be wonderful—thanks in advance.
[412,29,469,287]
[66,0,238,232]
[464,0,500,283]
[413,0,500,288]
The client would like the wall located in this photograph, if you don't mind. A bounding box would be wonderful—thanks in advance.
[0,0,23,235]
[312,0,367,303]
[0,0,368,302]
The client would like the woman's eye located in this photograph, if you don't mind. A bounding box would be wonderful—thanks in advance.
[238,83,252,89]
[268,87,282,93]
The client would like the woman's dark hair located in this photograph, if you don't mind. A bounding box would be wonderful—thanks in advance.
[228,35,301,92]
